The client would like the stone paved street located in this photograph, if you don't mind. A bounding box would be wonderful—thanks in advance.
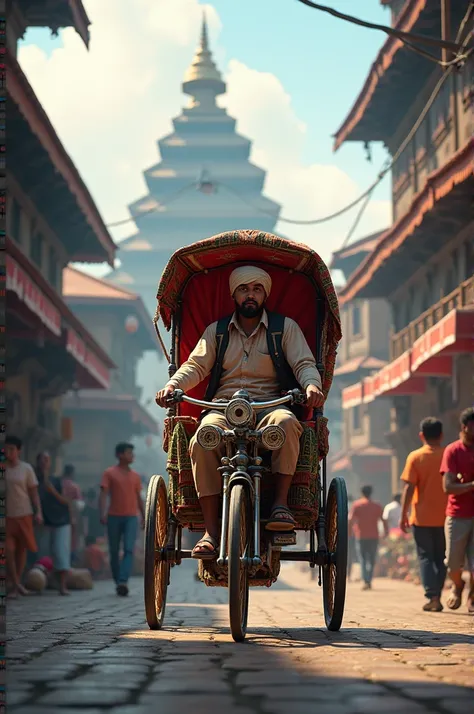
[7,562,474,714]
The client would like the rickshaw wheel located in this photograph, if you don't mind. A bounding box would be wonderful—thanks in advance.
[144,475,169,630]
[323,476,348,631]
[228,484,251,642]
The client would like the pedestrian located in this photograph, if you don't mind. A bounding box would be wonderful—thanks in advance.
[349,485,387,590]
[383,493,402,532]
[440,407,474,614]
[5,436,43,597]
[36,452,72,596]
[83,536,107,580]
[83,488,104,544]
[399,417,447,612]
[347,494,357,582]
[99,442,145,597]
[61,464,83,565]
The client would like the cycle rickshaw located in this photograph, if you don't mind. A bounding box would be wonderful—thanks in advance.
[145,229,347,642]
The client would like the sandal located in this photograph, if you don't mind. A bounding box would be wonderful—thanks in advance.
[191,535,219,561]
[265,505,296,532]
[446,583,464,610]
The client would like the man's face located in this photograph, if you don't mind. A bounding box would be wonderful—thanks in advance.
[461,420,474,445]
[122,448,134,464]
[5,444,20,464]
[233,281,266,318]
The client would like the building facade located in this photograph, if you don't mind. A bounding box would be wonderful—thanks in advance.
[329,234,392,504]
[61,269,162,487]
[335,0,474,491]
[7,2,117,465]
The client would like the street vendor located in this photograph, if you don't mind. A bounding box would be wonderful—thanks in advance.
[156,265,324,559]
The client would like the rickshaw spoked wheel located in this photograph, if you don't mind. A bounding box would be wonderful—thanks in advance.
[228,484,251,642]
[144,475,169,630]
[322,476,348,631]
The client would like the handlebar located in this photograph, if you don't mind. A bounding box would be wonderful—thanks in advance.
[166,388,305,411]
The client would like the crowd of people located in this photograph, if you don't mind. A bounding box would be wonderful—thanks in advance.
[6,406,473,608]
[348,407,474,614]
[5,437,145,599]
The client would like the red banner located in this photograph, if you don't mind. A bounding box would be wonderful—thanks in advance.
[7,254,62,336]
[66,327,110,390]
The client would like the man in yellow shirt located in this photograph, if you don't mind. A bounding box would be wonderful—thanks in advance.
[399,417,448,612]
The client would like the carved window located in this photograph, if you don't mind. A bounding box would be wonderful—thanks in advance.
[10,198,21,243]
[48,246,59,289]
[351,302,362,337]
[351,405,362,432]
[31,232,43,268]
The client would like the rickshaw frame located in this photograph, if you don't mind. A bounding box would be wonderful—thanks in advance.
[144,229,348,640]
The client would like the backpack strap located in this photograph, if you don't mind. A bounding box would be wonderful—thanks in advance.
[203,314,233,401]
[266,312,301,392]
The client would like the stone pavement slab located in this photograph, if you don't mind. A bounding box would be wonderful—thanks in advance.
[7,561,474,713]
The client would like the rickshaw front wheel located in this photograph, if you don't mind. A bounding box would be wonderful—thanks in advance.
[228,484,251,642]
[144,475,169,630]
[323,476,348,631]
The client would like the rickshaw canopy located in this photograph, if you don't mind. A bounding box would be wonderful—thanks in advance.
[156,230,342,401]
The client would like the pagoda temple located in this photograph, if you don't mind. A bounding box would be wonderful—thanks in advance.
[109,16,281,315]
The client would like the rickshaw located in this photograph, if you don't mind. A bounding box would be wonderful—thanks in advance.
[145,229,347,642]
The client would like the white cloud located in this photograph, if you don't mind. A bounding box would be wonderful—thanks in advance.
[18,0,390,267]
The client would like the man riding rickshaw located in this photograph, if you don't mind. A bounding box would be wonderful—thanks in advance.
[147,229,346,642]
[156,265,325,558]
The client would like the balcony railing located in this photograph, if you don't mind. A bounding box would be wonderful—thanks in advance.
[391,276,474,359]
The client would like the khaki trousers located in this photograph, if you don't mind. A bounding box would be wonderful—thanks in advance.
[189,408,304,498]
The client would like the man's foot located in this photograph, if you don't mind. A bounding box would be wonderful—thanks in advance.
[191,535,219,561]
[423,597,443,612]
[265,505,296,532]
[17,584,31,596]
[7,588,18,599]
[362,583,371,591]
[446,583,464,610]
[116,583,129,596]
[59,589,71,596]
[467,585,474,614]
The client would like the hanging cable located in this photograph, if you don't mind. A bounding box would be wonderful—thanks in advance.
[106,7,472,231]
[295,0,469,66]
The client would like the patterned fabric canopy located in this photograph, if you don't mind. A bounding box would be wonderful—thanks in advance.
[156,230,342,399]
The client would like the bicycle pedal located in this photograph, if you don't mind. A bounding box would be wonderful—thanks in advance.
[271,531,297,546]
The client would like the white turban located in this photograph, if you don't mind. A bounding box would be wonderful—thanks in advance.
[229,266,272,298]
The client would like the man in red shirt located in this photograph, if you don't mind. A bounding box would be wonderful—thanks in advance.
[349,485,388,590]
[440,407,474,613]
[99,442,145,597]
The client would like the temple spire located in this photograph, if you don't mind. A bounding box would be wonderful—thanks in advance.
[182,11,226,101]
[200,10,209,51]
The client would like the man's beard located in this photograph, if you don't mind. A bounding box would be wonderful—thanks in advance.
[235,299,264,319]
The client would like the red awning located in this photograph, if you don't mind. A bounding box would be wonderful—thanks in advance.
[341,382,363,409]
[7,238,115,390]
[7,254,62,337]
[66,328,111,390]
[411,309,474,374]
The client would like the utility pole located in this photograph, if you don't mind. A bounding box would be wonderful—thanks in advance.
[441,0,459,150]
[441,0,452,66]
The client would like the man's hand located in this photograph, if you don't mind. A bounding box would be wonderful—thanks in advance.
[305,384,325,409]
[399,514,410,533]
[155,384,175,408]
[34,512,44,526]
[100,513,107,526]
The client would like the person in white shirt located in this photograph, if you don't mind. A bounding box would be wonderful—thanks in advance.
[383,493,402,532]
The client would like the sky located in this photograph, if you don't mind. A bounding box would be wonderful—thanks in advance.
[19,0,393,274]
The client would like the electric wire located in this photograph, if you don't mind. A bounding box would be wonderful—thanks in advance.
[295,0,470,68]
[105,6,473,230]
